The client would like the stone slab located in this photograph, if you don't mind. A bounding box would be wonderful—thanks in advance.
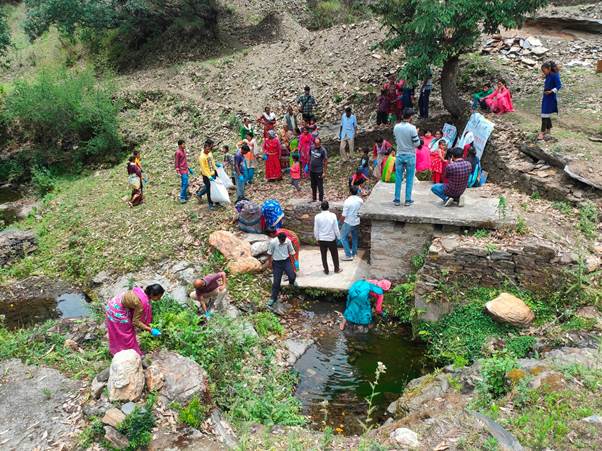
[294,247,369,291]
[360,181,511,228]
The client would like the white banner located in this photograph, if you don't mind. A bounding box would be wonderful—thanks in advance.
[459,113,495,159]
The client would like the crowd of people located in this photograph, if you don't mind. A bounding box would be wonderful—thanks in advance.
[111,61,563,351]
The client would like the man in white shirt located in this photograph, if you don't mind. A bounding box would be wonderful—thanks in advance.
[341,186,364,261]
[339,106,357,162]
[313,201,342,275]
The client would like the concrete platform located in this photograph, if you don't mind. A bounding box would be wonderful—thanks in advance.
[360,181,511,228]
[293,247,370,291]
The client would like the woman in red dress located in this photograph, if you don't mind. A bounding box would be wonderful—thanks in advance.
[263,130,282,181]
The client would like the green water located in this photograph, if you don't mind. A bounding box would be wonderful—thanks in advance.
[293,301,429,435]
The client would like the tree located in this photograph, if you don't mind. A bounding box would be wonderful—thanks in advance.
[372,0,548,117]
[0,9,11,57]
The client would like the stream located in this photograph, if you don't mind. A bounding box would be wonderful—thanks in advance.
[292,299,430,435]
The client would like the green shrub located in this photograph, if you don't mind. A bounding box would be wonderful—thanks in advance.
[479,355,517,398]
[31,166,56,195]
[578,201,599,239]
[505,336,535,358]
[117,402,156,451]
[383,281,415,323]
[0,9,10,57]
[3,65,121,178]
[174,396,208,429]
[252,312,284,337]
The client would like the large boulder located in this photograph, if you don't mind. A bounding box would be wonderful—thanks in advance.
[0,230,37,267]
[485,293,534,327]
[227,256,262,274]
[147,350,209,404]
[108,350,145,402]
[209,231,252,260]
[250,240,269,257]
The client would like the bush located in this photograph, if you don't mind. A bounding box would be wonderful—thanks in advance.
[31,166,57,195]
[252,312,284,337]
[578,201,599,239]
[117,402,156,451]
[505,336,536,358]
[174,396,208,429]
[3,66,121,179]
[383,281,415,323]
[479,355,517,398]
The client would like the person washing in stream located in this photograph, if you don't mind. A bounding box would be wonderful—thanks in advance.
[339,279,391,330]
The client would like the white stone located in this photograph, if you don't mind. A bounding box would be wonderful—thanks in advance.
[526,37,542,48]
[250,240,269,257]
[108,350,145,402]
[531,47,548,56]
[390,428,419,448]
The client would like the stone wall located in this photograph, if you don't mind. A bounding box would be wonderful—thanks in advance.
[0,230,37,267]
[415,235,571,321]
[369,220,434,281]
[284,198,371,248]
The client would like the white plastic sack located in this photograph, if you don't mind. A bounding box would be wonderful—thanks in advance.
[210,179,231,204]
[216,166,234,189]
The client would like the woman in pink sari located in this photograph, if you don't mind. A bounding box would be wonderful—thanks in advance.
[105,284,165,356]
[484,80,514,114]
[263,130,282,181]
[298,127,313,178]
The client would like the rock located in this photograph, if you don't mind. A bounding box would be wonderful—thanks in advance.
[208,231,252,260]
[97,367,110,382]
[241,321,259,338]
[582,415,602,425]
[108,349,145,402]
[121,401,137,416]
[144,366,165,392]
[242,233,270,244]
[104,426,129,449]
[390,428,419,448]
[388,373,449,416]
[525,37,542,48]
[92,270,111,286]
[91,376,106,399]
[227,256,262,274]
[472,412,524,451]
[102,408,126,428]
[210,408,238,448]
[485,293,534,327]
[64,338,81,352]
[585,255,600,273]
[520,57,537,66]
[250,240,269,257]
[529,370,565,392]
[170,285,190,306]
[284,338,314,365]
[0,230,37,267]
[147,350,209,404]
[530,47,548,56]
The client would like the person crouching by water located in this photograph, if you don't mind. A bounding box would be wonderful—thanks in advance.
[340,279,391,330]
[106,284,165,356]
[189,272,227,319]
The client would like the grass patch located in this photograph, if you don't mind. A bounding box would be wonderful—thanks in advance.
[578,201,599,240]
[252,312,284,337]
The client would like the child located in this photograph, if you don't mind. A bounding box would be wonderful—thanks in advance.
[290,154,301,192]
[431,140,447,183]
[242,132,257,184]
[359,149,371,178]
[307,117,318,136]
[349,167,369,194]
[376,89,389,126]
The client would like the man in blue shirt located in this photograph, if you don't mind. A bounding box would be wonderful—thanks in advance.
[234,145,249,202]
[339,106,357,162]
[393,108,420,206]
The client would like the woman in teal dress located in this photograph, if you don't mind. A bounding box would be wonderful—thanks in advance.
[340,279,387,330]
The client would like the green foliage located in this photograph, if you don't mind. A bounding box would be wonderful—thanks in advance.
[383,281,415,323]
[473,228,490,239]
[3,65,121,179]
[31,166,57,195]
[308,1,369,30]
[117,400,156,451]
[252,312,284,337]
[174,396,208,429]
[552,200,573,215]
[24,0,219,67]
[78,417,104,449]
[515,216,528,235]
[480,354,517,398]
[142,297,305,426]
[578,201,599,239]
[497,195,508,220]
[505,336,536,358]
[0,8,10,57]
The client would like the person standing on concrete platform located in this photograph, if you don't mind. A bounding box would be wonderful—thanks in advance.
[339,106,357,162]
[393,108,420,207]
[309,137,328,202]
[431,147,472,207]
[341,186,363,261]
[314,201,342,275]
[266,232,297,310]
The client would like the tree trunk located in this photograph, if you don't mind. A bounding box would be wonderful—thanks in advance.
[440,56,468,119]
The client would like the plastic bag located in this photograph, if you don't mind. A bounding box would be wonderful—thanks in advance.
[128,174,141,190]
[216,166,234,189]
[210,179,231,204]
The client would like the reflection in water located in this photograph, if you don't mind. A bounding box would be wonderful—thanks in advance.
[293,301,429,435]
[56,293,93,318]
